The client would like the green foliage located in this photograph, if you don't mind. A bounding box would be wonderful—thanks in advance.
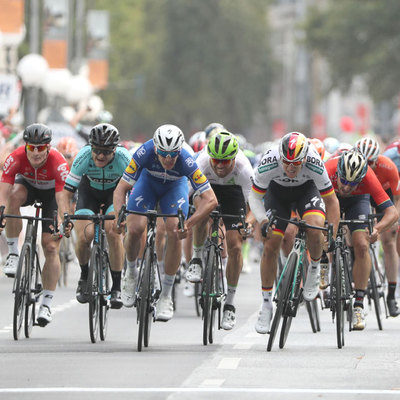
[91,0,274,139]
[303,0,400,102]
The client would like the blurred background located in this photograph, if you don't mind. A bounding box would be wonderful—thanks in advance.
[0,0,399,146]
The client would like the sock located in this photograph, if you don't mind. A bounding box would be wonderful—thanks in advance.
[388,282,397,300]
[41,290,54,308]
[354,289,365,309]
[80,263,88,280]
[193,245,203,259]
[111,270,121,291]
[222,257,228,271]
[161,273,175,298]
[225,284,237,306]
[261,286,273,310]
[127,259,138,278]
[6,237,18,255]
[310,257,320,273]
[158,260,165,276]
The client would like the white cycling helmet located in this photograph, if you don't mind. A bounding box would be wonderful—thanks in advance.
[153,124,185,152]
[355,137,380,162]
[323,137,340,154]
[338,148,368,183]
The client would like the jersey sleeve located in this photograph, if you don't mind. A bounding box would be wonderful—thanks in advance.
[237,154,255,202]
[122,142,149,186]
[365,168,393,210]
[64,146,90,192]
[1,149,21,185]
[179,150,211,194]
[53,151,69,192]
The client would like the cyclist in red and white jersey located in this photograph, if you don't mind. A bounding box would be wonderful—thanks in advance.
[0,123,69,327]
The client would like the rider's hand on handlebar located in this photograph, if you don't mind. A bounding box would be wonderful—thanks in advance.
[239,222,254,238]
[261,218,274,239]
[175,221,188,240]
[63,221,74,238]
[113,218,126,234]
[366,226,379,243]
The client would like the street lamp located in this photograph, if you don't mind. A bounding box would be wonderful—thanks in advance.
[16,54,49,125]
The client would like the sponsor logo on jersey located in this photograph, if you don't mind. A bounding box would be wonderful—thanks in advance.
[185,157,195,168]
[258,163,278,173]
[305,161,324,175]
[3,155,14,173]
[136,147,146,158]
[192,168,207,185]
[125,159,137,174]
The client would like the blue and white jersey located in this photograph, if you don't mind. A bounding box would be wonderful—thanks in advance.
[122,139,211,194]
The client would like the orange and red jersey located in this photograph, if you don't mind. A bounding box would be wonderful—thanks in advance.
[325,157,392,210]
[372,155,400,196]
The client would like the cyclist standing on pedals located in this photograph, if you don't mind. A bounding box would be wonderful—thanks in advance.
[325,148,398,330]
[0,123,69,326]
[248,132,340,334]
[113,124,217,322]
[58,124,131,309]
[355,137,400,317]
[185,131,255,330]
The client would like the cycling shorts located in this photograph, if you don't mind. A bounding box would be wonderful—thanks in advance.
[338,194,370,233]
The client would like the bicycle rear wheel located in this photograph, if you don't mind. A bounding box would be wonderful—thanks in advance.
[13,243,30,340]
[368,259,383,330]
[267,252,297,352]
[88,246,101,343]
[99,251,111,341]
[332,247,344,348]
[137,248,151,351]
[25,250,41,338]
[305,299,318,333]
[194,282,201,317]
[202,246,216,346]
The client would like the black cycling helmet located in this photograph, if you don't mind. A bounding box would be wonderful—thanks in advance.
[23,123,52,144]
[89,123,120,147]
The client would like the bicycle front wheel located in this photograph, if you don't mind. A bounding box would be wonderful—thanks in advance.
[332,247,344,348]
[88,246,101,343]
[13,243,31,340]
[369,256,383,330]
[99,251,111,341]
[267,252,297,352]
[202,246,216,346]
[25,250,41,338]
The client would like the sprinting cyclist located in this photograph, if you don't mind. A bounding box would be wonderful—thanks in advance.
[0,123,69,326]
[113,124,217,321]
[355,137,400,317]
[186,131,255,330]
[248,132,340,334]
[59,124,131,309]
[325,148,398,329]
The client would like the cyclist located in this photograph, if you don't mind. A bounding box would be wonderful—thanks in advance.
[56,137,79,169]
[59,123,131,309]
[325,148,399,329]
[248,132,340,334]
[185,131,255,330]
[0,123,69,326]
[113,124,217,321]
[355,137,400,317]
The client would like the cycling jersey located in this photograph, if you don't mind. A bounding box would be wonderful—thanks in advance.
[383,142,400,174]
[324,157,393,210]
[64,145,131,192]
[372,155,400,195]
[1,145,68,192]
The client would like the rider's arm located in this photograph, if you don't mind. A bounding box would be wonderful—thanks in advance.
[322,191,340,238]
[56,189,74,217]
[248,185,268,224]
[375,204,399,236]
[187,188,217,231]
[113,178,133,217]
[0,181,12,208]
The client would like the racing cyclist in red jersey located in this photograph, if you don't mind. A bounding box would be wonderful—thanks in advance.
[0,123,69,327]
[325,149,398,329]
[355,137,400,317]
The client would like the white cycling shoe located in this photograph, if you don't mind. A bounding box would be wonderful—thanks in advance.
[303,266,320,301]
[255,308,273,334]
[155,295,174,321]
[121,269,138,308]
[4,253,19,278]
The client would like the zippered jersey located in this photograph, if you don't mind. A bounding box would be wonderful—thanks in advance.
[122,139,210,194]
[64,145,131,192]
[1,145,68,192]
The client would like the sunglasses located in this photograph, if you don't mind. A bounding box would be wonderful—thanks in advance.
[26,144,48,152]
[211,158,232,165]
[92,147,114,156]
[156,149,180,158]
[282,159,302,166]
[339,177,359,187]
[367,159,376,166]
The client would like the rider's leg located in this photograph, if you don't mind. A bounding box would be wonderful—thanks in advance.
[225,229,243,307]
[74,219,94,280]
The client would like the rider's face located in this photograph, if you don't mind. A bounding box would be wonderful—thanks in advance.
[337,176,359,197]
[91,147,115,168]
[281,159,303,178]
[209,158,235,178]
[26,144,49,168]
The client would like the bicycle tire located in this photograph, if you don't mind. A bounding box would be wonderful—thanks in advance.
[88,246,100,343]
[13,243,30,340]
[58,238,68,287]
[305,300,317,334]
[333,247,344,348]
[202,245,216,346]
[279,254,301,349]
[137,247,151,351]
[267,252,297,352]
[313,299,321,332]
[369,258,383,330]
[144,252,155,348]
[194,282,201,317]
[99,251,111,341]
[209,252,221,345]
[25,250,41,338]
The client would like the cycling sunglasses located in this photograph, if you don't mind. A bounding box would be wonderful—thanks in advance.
[156,148,180,158]
[92,147,114,156]
[339,177,359,187]
[282,159,302,166]
[26,144,48,152]
[211,158,232,165]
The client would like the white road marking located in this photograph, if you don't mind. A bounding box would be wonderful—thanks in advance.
[217,357,240,369]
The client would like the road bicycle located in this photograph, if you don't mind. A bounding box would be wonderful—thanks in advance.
[266,212,333,351]
[0,202,55,340]
[63,213,114,343]
[200,207,249,346]
[117,204,185,352]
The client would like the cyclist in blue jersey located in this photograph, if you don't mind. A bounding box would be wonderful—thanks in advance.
[58,123,131,309]
[113,124,217,321]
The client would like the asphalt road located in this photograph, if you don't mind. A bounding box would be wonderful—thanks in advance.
[0,254,400,400]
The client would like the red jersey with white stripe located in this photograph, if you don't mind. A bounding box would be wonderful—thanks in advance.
[1,146,69,192]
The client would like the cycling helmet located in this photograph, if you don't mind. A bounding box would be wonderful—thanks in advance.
[207,131,239,160]
[323,137,340,154]
[204,122,225,139]
[57,137,78,157]
[153,124,184,152]
[355,137,380,162]
[97,110,113,124]
[23,123,52,144]
[308,138,325,160]
[279,132,309,163]
[89,123,120,147]
[189,131,206,153]
[337,149,368,183]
